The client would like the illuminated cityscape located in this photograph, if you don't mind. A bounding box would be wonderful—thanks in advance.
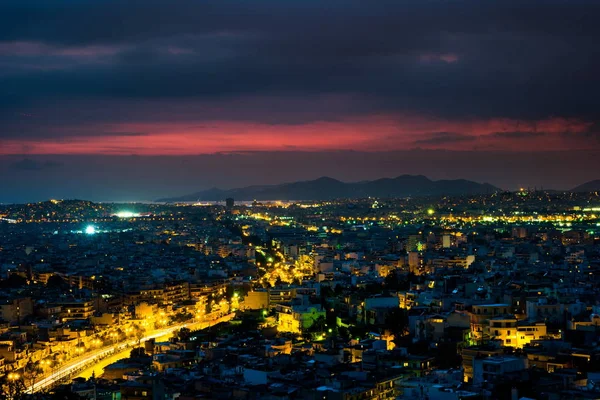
[2,0,600,399]
[1,188,600,399]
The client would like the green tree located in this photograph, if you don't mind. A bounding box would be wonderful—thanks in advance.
[307,316,326,333]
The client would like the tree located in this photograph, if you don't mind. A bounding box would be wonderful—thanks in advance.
[363,282,384,295]
[175,327,191,342]
[434,341,461,369]
[319,286,334,308]
[23,359,43,393]
[338,326,350,340]
[0,373,26,400]
[385,308,408,339]
[175,311,193,323]
[46,274,66,289]
[383,271,412,291]
[130,347,146,358]
[306,316,326,333]
[0,274,27,289]
[135,327,145,342]
[235,314,260,333]
[348,324,370,341]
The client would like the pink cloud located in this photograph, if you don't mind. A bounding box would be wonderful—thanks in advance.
[0,115,594,156]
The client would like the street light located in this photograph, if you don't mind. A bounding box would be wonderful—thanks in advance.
[5,372,22,400]
[8,372,20,381]
[41,359,52,374]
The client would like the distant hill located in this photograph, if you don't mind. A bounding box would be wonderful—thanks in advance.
[571,179,600,192]
[156,175,500,202]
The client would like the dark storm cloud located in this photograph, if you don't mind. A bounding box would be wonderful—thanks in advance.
[492,131,545,139]
[1,0,599,138]
[2,0,598,47]
[563,125,600,144]
[413,132,475,145]
[105,132,147,137]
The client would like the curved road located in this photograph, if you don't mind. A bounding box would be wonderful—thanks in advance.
[29,314,234,393]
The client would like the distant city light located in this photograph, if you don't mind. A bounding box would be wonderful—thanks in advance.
[114,211,140,218]
[85,225,96,235]
[427,209,435,215]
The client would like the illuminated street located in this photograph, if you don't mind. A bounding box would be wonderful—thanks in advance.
[29,314,234,393]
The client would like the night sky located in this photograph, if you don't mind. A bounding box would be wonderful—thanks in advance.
[1,0,600,202]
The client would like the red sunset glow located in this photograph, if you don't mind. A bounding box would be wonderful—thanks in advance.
[0,116,592,155]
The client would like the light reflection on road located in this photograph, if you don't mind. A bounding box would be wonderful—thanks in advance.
[30,314,233,393]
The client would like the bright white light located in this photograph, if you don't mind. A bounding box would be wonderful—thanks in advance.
[114,211,139,218]
[85,225,96,235]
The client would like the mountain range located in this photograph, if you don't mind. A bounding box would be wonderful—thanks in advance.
[571,180,600,192]
[157,175,501,202]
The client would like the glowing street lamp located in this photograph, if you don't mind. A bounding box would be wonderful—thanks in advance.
[85,225,96,235]
[8,372,20,381]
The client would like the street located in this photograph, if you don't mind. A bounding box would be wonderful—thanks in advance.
[29,313,234,393]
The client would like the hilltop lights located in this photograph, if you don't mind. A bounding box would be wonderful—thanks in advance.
[114,211,140,218]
